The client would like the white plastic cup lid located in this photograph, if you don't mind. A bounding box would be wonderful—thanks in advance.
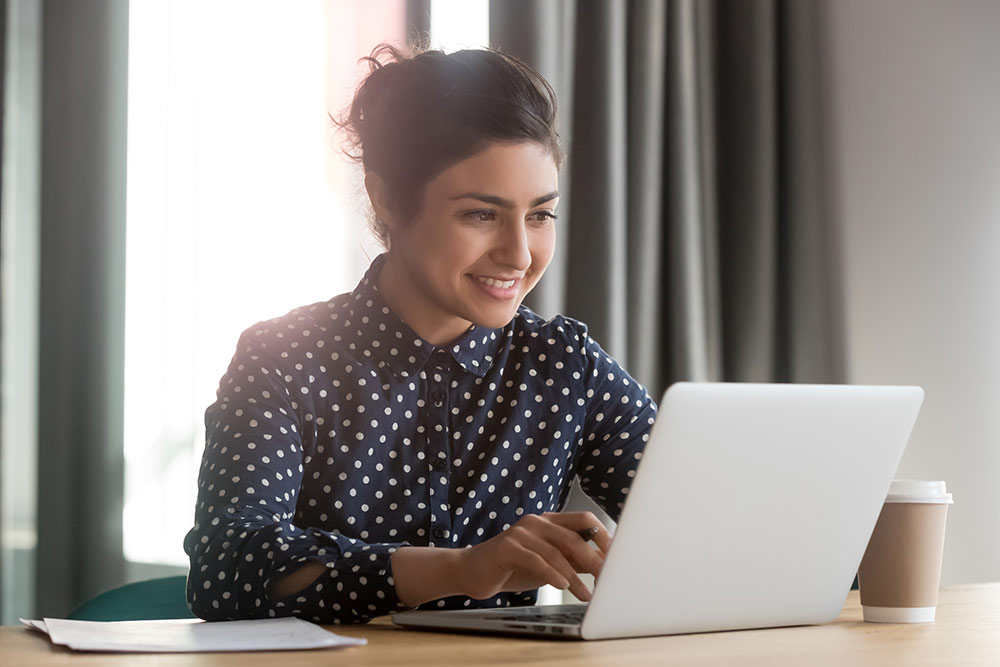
[885,479,953,504]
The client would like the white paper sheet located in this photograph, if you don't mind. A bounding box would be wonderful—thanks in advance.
[20,617,366,653]
[20,618,48,633]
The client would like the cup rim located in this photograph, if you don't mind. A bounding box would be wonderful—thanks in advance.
[886,479,953,504]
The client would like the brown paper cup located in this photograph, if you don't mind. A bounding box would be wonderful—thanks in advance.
[858,480,952,623]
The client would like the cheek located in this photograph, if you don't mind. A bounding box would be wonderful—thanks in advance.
[529,228,557,270]
[402,219,454,267]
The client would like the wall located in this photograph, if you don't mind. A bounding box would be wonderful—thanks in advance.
[824,0,1000,585]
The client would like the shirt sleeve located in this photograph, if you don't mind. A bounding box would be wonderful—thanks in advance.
[183,328,410,624]
[572,326,658,521]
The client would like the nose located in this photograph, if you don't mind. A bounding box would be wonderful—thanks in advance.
[493,219,532,272]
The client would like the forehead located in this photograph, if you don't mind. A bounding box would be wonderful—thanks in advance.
[428,142,560,199]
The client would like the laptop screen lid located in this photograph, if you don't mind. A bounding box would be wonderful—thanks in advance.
[580,382,923,640]
[391,382,923,640]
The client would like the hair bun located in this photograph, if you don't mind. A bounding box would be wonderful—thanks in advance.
[335,44,561,248]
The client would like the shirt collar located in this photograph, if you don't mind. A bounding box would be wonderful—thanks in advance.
[345,255,503,379]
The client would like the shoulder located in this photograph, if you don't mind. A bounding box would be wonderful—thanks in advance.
[511,305,590,342]
[235,294,352,357]
[510,307,629,379]
[507,306,599,371]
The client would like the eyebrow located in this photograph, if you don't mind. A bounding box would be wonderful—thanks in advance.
[450,191,560,208]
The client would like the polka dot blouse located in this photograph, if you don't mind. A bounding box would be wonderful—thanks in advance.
[184,255,657,623]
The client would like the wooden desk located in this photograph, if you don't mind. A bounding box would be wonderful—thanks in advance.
[3,584,998,666]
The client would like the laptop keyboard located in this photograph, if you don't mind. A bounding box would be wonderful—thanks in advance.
[495,606,586,625]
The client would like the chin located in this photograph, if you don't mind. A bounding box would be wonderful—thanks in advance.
[471,307,520,329]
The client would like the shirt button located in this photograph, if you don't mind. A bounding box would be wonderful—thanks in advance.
[431,390,445,407]
[432,526,448,540]
[431,457,447,471]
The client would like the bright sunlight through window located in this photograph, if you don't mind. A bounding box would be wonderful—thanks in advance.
[124,1,488,567]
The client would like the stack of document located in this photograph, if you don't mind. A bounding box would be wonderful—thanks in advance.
[20,617,366,652]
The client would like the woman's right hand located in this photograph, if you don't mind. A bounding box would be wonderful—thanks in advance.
[455,511,611,602]
[390,511,611,607]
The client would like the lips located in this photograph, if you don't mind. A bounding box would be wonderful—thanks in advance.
[473,275,517,289]
[468,273,522,301]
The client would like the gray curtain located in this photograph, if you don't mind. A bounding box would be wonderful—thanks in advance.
[0,0,6,619]
[34,0,129,617]
[491,0,845,396]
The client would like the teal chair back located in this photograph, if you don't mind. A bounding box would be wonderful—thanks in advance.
[67,575,194,621]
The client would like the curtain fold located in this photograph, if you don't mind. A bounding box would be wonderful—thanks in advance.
[714,0,779,382]
[488,0,577,326]
[564,1,630,359]
[626,0,668,386]
[0,0,7,619]
[491,0,845,397]
[666,0,720,385]
[35,0,129,616]
[778,0,846,384]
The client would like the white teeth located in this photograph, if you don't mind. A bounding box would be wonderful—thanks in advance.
[475,276,516,289]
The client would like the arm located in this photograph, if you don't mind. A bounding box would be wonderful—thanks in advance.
[573,329,658,521]
[184,329,408,623]
[274,512,612,606]
[269,548,464,604]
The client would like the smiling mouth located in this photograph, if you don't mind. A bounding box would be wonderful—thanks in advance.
[473,275,517,289]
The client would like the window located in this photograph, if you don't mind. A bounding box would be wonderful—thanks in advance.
[123,0,488,568]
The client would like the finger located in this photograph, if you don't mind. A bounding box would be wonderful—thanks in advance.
[535,520,606,578]
[509,543,572,593]
[576,527,609,561]
[591,537,610,561]
[519,519,604,577]
[517,513,604,577]
[546,511,613,555]
[563,534,606,577]
[592,528,612,556]
[519,533,592,602]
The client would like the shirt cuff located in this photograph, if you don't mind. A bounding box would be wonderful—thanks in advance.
[267,533,411,623]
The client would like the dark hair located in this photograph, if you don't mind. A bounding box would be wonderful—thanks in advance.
[337,44,563,247]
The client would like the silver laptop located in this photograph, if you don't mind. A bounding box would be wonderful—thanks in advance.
[392,382,924,640]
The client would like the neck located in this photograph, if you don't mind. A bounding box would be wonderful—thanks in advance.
[376,254,473,346]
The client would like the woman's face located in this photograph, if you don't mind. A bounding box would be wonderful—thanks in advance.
[376,141,559,345]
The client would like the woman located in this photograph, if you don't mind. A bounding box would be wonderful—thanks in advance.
[184,45,657,624]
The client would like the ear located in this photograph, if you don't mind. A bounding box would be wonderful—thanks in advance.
[364,172,401,233]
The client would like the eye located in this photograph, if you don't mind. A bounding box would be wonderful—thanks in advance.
[529,210,558,223]
[464,210,496,223]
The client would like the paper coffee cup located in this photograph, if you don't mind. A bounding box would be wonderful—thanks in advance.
[858,480,952,623]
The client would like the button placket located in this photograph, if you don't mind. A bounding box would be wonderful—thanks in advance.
[426,350,453,546]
